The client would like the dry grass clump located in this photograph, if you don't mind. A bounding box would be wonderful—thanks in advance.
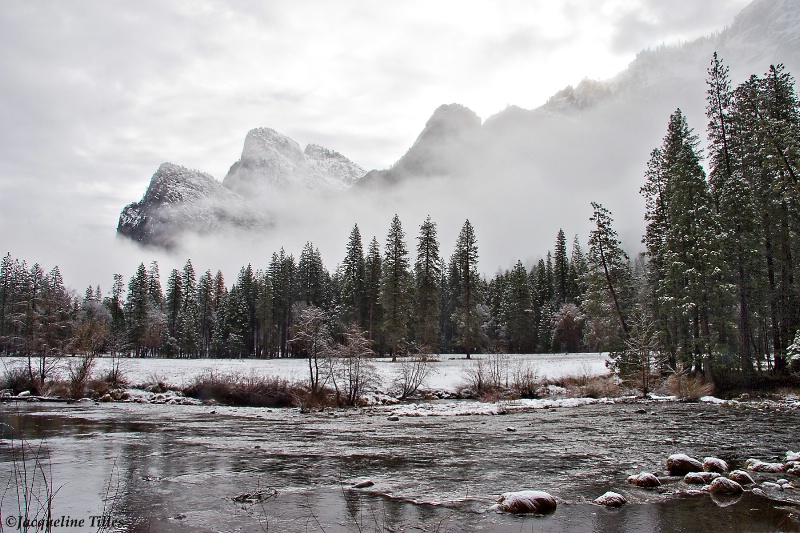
[182,371,299,408]
[661,373,713,401]
[545,374,621,399]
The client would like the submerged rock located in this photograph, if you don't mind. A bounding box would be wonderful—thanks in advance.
[594,491,627,507]
[492,491,557,514]
[232,488,278,503]
[707,477,744,496]
[703,457,729,473]
[666,454,704,475]
[684,472,721,485]
[627,472,661,489]
[728,470,755,485]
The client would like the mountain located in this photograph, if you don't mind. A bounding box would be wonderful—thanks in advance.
[223,127,364,197]
[117,130,364,247]
[117,163,268,249]
[358,104,481,187]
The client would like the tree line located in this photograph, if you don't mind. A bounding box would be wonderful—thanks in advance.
[1,54,799,388]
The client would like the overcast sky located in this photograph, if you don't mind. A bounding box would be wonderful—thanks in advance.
[0,0,752,290]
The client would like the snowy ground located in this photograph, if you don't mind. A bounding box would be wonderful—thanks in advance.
[1,352,609,392]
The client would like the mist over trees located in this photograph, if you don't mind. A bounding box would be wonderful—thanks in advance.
[1,55,799,389]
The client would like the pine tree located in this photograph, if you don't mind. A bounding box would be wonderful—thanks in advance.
[585,202,631,351]
[126,263,150,357]
[567,235,588,303]
[269,250,296,357]
[164,268,183,355]
[381,215,412,359]
[364,237,383,349]
[178,259,200,356]
[450,220,482,358]
[298,242,328,308]
[502,261,535,352]
[707,53,760,376]
[643,109,723,373]
[197,270,215,357]
[340,224,366,328]
[553,229,569,306]
[414,215,442,352]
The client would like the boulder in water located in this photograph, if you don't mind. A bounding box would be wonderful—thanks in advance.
[666,454,704,475]
[492,491,557,514]
[627,472,661,489]
[728,470,755,485]
[707,477,743,496]
[684,472,721,485]
[594,491,627,507]
[703,457,729,473]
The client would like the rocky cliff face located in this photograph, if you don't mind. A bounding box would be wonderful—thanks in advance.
[117,131,364,247]
[117,163,267,249]
[222,128,364,197]
[358,104,481,188]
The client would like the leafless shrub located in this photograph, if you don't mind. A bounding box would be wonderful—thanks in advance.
[1,362,34,395]
[328,324,379,406]
[183,371,299,408]
[67,354,96,399]
[393,354,436,400]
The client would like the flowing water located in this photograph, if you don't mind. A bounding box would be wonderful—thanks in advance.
[1,400,800,532]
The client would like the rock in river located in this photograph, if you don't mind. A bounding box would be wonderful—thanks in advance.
[703,457,729,473]
[707,477,744,496]
[727,470,755,485]
[594,491,627,507]
[492,491,557,514]
[666,454,704,475]
[684,472,721,485]
[627,472,661,489]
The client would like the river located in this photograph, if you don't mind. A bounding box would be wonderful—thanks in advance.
[1,400,799,532]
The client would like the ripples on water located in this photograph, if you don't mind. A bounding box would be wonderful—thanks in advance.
[1,401,799,532]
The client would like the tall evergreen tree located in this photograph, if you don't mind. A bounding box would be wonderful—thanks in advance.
[381,215,412,359]
[341,224,366,328]
[553,229,569,306]
[364,237,383,348]
[414,215,442,352]
[502,260,535,352]
[126,263,150,357]
[585,202,631,351]
[450,220,482,358]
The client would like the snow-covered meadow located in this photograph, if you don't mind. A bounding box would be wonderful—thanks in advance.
[1,352,609,393]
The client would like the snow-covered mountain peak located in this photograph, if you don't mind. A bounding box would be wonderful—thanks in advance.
[142,162,222,206]
[241,127,306,166]
[413,104,481,146]
[222,127,365,197]
[304,144,365,188]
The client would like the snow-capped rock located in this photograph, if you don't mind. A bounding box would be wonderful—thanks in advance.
[728,470,755,485]
[666,454,704,476]
[593,491,627,507]
[491,490,557,514]
[627,472,661,488]
[117,163,268,248]
[703,457,730,474]
[222,128,364,197]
